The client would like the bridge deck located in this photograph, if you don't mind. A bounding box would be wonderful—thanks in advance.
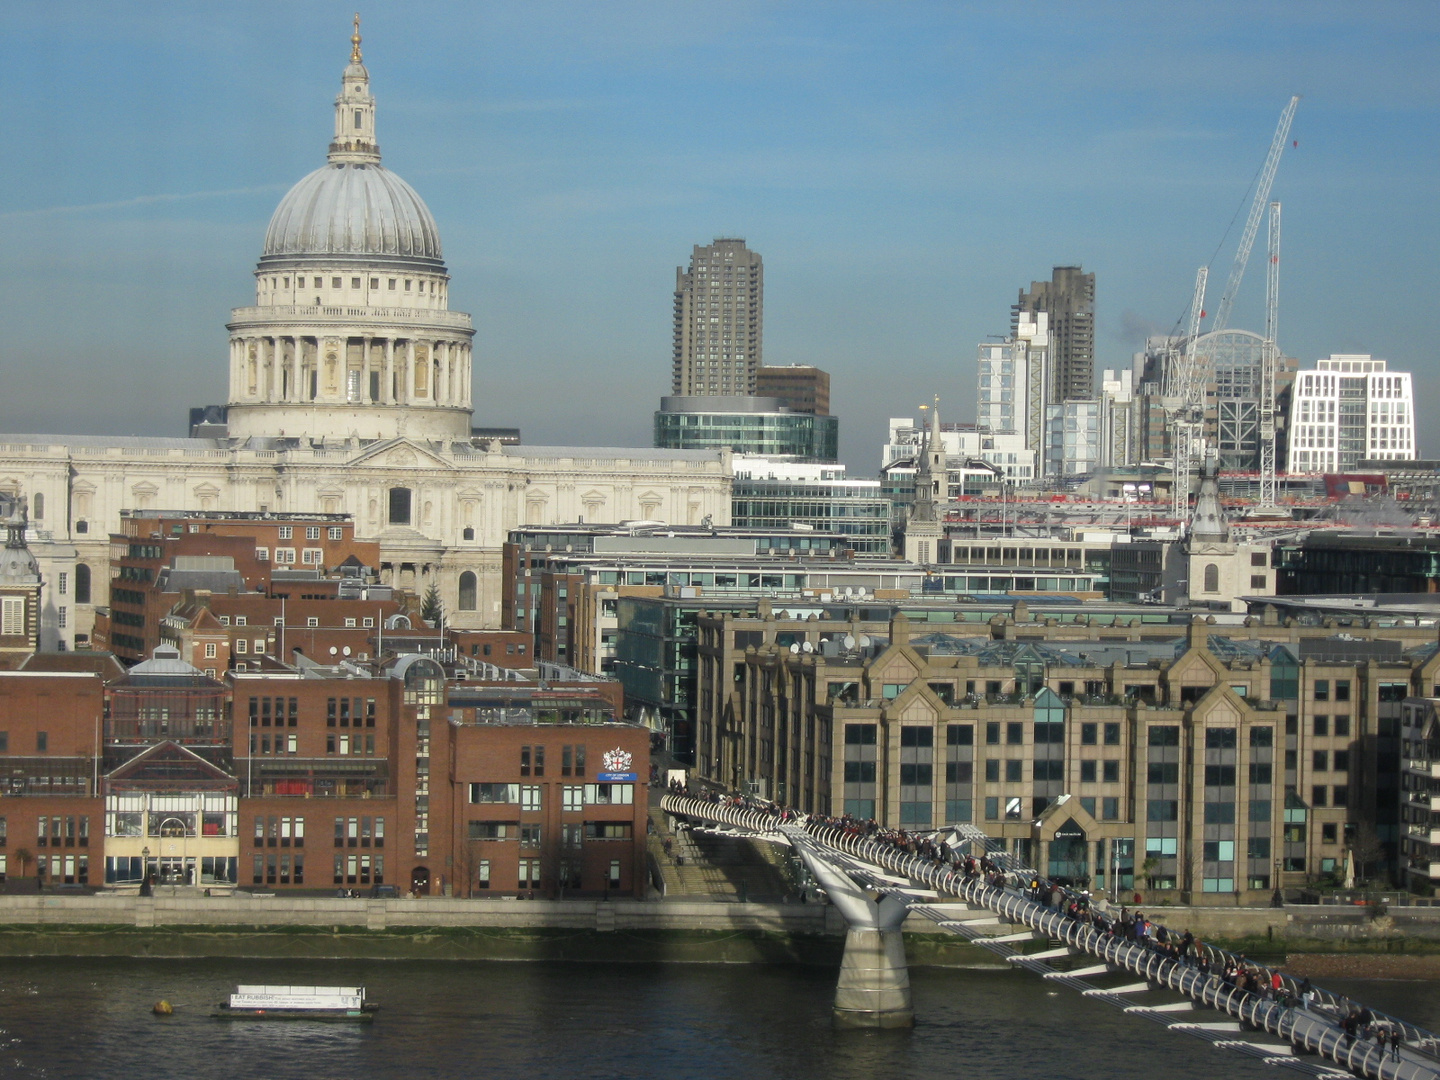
[661,793,1440,1080]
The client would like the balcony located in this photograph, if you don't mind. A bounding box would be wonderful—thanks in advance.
[1408,826,1440,847]
[1405,758,1440,779]
[228,304,473,332]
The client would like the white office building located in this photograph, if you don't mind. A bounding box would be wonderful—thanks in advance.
[1287,355,1415,474]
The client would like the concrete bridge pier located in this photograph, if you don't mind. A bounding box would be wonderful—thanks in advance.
[794,842,913,1029]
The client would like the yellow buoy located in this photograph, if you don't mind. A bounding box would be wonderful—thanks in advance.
[153,1000,173,1015]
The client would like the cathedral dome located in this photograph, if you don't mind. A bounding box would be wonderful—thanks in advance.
[260,162,444,272]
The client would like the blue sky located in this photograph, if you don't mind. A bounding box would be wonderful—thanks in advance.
[1,1,1436,470]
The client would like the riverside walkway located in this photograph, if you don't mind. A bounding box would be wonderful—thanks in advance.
[662,792,1440,1080]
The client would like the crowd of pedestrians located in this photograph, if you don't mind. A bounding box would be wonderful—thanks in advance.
[663,784,1423,1067]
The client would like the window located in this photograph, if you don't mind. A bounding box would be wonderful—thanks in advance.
[1313,715,1329,737]
[1335,680,1351,703]
[75,565,91,604]
[1103,723,1121,745]
[204,643,217,659]
[389,487,412,525]
[1314,680,1330,702]
[469,783,519,804]
[984,760,999,782]
[306,526,321,540]
[521,786,542,812]
[1079,761,1096,783]
[562,786,583,812]
[1333,716,1351,737]
[1101,797,1119,820]
[1102,760,1120,783]
[1,598,24,636]
[1080,723,1097,745]
[1312,750,1328,772]
[1203,563,1219,592]
[58,572,67,596]
[277,526,293,540]
[329,526,344,540]
[458,572,477,611]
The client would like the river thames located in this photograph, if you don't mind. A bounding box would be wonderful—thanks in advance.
[1,957,1437,1079]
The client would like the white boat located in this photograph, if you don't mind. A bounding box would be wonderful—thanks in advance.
[212,984,377,1022]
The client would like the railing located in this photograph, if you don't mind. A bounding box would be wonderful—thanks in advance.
[661,793,1440,1080]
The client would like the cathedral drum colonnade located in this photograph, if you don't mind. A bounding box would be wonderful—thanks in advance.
[0,23,731,642]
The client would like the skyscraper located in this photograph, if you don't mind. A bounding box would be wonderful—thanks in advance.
[1012,266,1095,403]
[672,238,763,396]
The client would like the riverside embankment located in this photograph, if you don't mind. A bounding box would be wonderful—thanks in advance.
[3,893,1440,969]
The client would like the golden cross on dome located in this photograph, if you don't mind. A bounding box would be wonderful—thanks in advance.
[351,13,363,64]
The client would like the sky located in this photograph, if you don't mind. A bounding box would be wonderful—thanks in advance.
[0,1,1437,472]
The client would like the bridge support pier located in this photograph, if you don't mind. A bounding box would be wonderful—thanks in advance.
[792,839,913,1028]
[833,925,913,1028]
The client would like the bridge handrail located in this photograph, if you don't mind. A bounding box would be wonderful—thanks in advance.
[659,793,1440,1079]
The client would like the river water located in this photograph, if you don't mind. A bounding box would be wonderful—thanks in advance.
[2,957,1438,1080]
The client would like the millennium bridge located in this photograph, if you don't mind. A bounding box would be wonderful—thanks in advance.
[661,793,1440,1080]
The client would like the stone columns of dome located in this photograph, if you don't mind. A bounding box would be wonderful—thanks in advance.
[361,336,373,403]
[270,337,281,402]
[289,336,302,403]
[437,341,448,405]
[383,339,395,404]
[404,339,415,404]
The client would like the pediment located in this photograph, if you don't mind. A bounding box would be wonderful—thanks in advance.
[106,740,237,790]
[346,438,454,472]
[1191,687,1243,726]
[1032,792,1100,840]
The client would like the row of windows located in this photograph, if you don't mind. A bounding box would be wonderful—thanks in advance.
[519,745,588,777]
[468,783,634,808]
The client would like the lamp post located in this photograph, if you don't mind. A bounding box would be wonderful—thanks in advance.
[140,846,151,897]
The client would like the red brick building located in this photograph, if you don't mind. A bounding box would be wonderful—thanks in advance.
[0,641,646,898]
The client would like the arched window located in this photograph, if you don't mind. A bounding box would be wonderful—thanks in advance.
[32,493,43,520]
[458,571,477,611]
[462,527,475,541]
[1203,563,1220,593]
[74,564,91,605]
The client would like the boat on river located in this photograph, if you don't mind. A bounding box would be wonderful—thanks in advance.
[211,985,377,1022]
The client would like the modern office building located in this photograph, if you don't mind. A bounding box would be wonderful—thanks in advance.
[755,365,830,416]
[882,416,1034,486]
[655,396,838,462]
[1287,355,1416,474]
[978,311,1050,470]
[1013,267,1095,403]
[1043,400,1102,478]
[731,457,890,555]
[671,238,764,397]
[695,602,1438,902]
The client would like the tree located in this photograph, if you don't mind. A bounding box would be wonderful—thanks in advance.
[11,847,32,879]
[1350,821,1386,884]
[420,582,443,627]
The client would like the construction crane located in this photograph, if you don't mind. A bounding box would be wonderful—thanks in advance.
[1210,95,1299,337]
[1168,267,1209,520]
[1168,95,1298,522]
[1259,201,1281,508]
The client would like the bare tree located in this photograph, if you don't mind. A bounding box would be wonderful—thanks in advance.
[1350,822,1386,883]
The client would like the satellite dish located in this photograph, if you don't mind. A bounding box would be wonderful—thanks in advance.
[858,635,872,649]
[789,643,800,654]
[801,641,814,653]
[342,646,351,656]
[843,634,856,649]
[329,647,338,656]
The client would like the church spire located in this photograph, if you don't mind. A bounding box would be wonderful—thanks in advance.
[329,13,381,165]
